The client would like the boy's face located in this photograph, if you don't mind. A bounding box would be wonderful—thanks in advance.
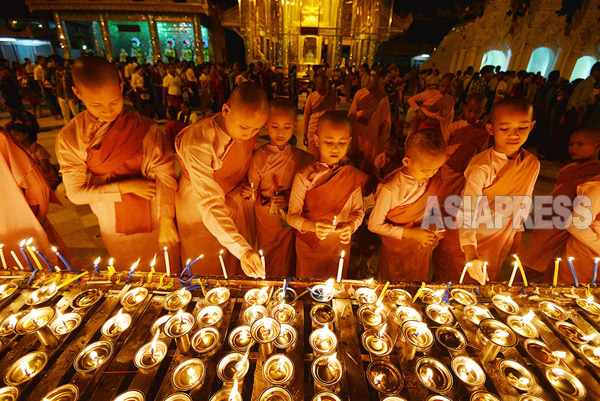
[487,107,535,157]
[403,151,446,182]
[315,121,351,166]
[438,79,452,95]
[9,129,27,143]
[73,82,124,123]
[267,108,297,148]
[569,131,599,161]
[384,142,397,158]
[222,103,268,142]
[463,100,484,125]
[316,81,329,96]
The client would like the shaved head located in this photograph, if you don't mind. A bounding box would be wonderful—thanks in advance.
[229,82,268,112]
[318,111,351,135]
[490,98,533,124]
[269,97,297,118]
[366,74,380,92]
[71,56,120,90]
[405,129,447,159]
[573,127,600,143]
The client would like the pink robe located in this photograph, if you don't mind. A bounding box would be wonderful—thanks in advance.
[407,89,455,142]
[175,115,256,276]
[303,91,338,158]
[0,130,67,268]
[247,144,313,277]
[459,148,540,280]
[348,87,391,171]
[521,160,600,274]
[288,162,366,278]
[56,110,177,272]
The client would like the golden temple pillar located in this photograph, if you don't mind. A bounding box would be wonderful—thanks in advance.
[53,12,71,59]
[98,14,113,61]
[192,14,204,63]
[148,15,161,63]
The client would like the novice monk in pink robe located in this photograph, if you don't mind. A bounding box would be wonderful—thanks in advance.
[432,94,490,282]
[459,98,540,284]
[521,128,600,279]
[0,128,69,267]
[244,98,313,277]
[176,82,267,278]
[407,73,455,142]
[303,74,338,158]
[288,111,366,278]
[369,129,447,281]
[373,136,402,180]
[348,74,391,171]
[56,57,179,272]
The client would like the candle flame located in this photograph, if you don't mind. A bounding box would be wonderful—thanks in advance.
[258,286,270,299]
[518,377,530,386]
[89,350,99,362]
[55,308,63,322]
[186,258,191,266]
[556,257,561,262]
[150,329,160,355]
[327,352,338,366]
[596,258,600,262]
[465,359,477,374]
[264,317,272,332]
[259,249,264,256]
[176,309,184,322]
[93,257,101,265]
[424,367,434,382]
[552,351,566,359]
[340,250,345,258]
[580,333,597,342]
[324,278,335,297]
[547,303,556,312]
[552,368,565,376]
[569,256,574,261]
[493,329,509,339]
[130,259,140,272]
[30,246,37,252]
[229,379,239,401]
[522,310,535,324]
[220,249,224,255]
[587,296,595,304]
[115,308,124,327]
[0,244,3,249]
[378,324,387,338]
[373,373,383,384]
[20,240,26,247]
[49,282,57,292]
[0,284,5,293]
[414,322,427,337]
[20,361,30,377]
[26,238,33,246]
[364,278,374,285]
[7,315,17,329]
[277,357,285,372]
[108,258,114,266]
[150,254,156,267]
[163,247,168,252]
[593,347,600,358]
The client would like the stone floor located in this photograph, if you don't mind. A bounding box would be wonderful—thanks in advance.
[0,96,565,274]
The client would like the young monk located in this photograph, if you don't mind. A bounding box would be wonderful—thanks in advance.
[244,98,313,277]
[56,56,179,271]
[0,127,69,267]
[288,111,366,278]
[521,127,600,280]
[460,98,540,284]
[373,136,402,180]
[368,129,447,281]
[407,73,455,142]
[432,94,490,281]
[348,74,391,172]
[175,82,267,278]
[303,74,339,158]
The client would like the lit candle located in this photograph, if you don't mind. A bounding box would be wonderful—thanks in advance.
[513,254,528,287]
[260,249,266,271]
[592,258,599,286]
[107,258,116,278]
[459,262,471,284]
[19,240,35,271]
[508,261,519,287]
[482,262,488,284]
[126,259,140,283]
[93,257,101,275]
[31,246,53,271]
[163,247,171,277]
[332,215,337,226]
[10,250,24,270]
[568,257,578,287]
[52,246,73,272]
[0,244,7,269]
[219,250,228,279]
[553,258,561,286]
[148,255,156,283]
[336,250,345,283]
[25,240,44,272]
[181,254,203,277]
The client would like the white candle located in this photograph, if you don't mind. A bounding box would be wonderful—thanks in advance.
[336,250,345,283]
[219,250,228,279]
[482,262,488,284]
[10,251,24,270]
[260,250,266,271]
[0,245,6,269]
[163,247,171,277]
[459,263,471,284]
[508,261,519,287]
[332,216,337,226]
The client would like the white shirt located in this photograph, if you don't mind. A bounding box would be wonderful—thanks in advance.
[163,74,182,96]
[568,75,596,110]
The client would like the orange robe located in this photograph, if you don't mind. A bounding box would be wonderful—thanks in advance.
[407,89,455,142]
[373,152,401,180]
[432,122,490,282]
[303,91,338,158]
[0,130,67,268]
[369,169,441,281]
[56,109,177,271]
[288,162,366,278]
[556,175,600,284]
[459,148,540,281]
[521,160,600,274]
[175,115,256,276]
[348,87,391,171]
[247,144,313,277]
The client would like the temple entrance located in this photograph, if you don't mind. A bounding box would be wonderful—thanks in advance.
[570,55,597,82]
[480,50,509,71]
[526,47,555,77]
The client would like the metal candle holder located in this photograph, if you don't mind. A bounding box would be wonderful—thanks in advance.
[15,307,58,347]
[311,354,343,386]
[209,389,242,401]
[4,351,48,385]
[382,397,407,401]
[451,356,486,386]
[0,283,18,301]
[74,340,113,373]
[477,319,517,362]
[228,325,253,351]
[205,287,230,305]
[524,339,560,366]
[259,386,292,401]
[263,354,294,385]
[309,283,335,302]
[426,304,454,325]
[463,305,493,326]
[164,289,192,312]
[0,311,27,336]
[270,303,295,324]
[435,326,467,352]
[164,312,195,354]
[101,310,132,337]
[120,287,148,311]
[251,317,280,357]
[507,315,538,338]
[415,357,453,393]
[492,295,520,314]
[134,339,167,369]
[555,321,590,344]
[310,304,335,326]
[243,305,268,326]
[387,289,412,306]
[70,289,103,310]
[163,394,192,401]
[196,305,223,327]
[581,344,600,368]
[357,303,386,328]
[41,384,79,401]
[0,387,18,401]
[49,312,82,336]
[244,288,270,305]
[311,392,342,401]
[217,352,250,382]
[366,360,403,395]
[355,288,377,304]
[499,359,535,391]
[450,289,477,306]
[419,288,443,304]
[150,315,171,339]
[400,320,433,362]
[171,358,206,391]
[310,326,338,355]
[26,283,58,306]
[538,301,568,320]
[191,327,220,354]
[545,367,586,399]
[576,297,600,315]
[274,324,297,350]
[470,392,501,401]
[274,287,297,304]
[361,328,393,357]
[395,307,422,324]
[112,390,145,401]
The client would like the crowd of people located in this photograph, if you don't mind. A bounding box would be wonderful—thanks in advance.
[1,52,599,285]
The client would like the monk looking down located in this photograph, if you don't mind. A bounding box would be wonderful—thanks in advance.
[56,56,179,271]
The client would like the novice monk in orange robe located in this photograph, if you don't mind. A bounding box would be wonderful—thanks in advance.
[368,129,447,282]
[521,128,600,278]
[56,57,179,271]
[407,73,455,142]
[0,128,69,267]
[244,98,313,277]
[348,74,391,171]
[303,75,339,158]
[288,111,366,278]
[432,94,490,282]
[373,136,402,180]
[175,82,267,278]
[460,98,540,284]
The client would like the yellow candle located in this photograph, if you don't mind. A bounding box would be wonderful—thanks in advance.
[513,254,528,287]
[412,282,426,303]
[107,258,116,279]
[26,246,43,271]
[553,258,560,286]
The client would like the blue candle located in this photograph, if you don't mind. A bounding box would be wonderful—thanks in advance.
[568,257,579,287]
[33,248,53,271]
[52,246,73,272]
[592,258,599,286]
[181,255,203,277]
[27,268,39,286]
[93,257,101,275]
[126,259,140,284]
[19,244,35,272]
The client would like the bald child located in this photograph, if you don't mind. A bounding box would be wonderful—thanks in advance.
[56,56,178,271]
[175,82,267,278]
[303,74,339,158]
[407,73,455,142]
[368,129,447,281]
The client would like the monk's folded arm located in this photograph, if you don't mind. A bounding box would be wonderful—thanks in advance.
[368,188,404,240]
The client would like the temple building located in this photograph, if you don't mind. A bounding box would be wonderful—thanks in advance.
[25,0,226,63]
[422,0,600,81]
[220,0,413,69]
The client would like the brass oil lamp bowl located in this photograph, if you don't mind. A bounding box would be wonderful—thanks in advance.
[506,312,538,338]
[120,287,148,311]
[15,307,58,347]
[361,326,393,357]
[191,327,220,354]
[387,289,412,306]
[499,359,535,391]
[164,311,195,354]
[164,289,192,312]
[70,289,103,310]
[73,340,113,373]
[310,304,335,326]
[101,309,132,337]
[311,354,343,386]
[274,324,297,350]
[366,360,403,395]
[435,326,467,352]
[259,387,292,401]
[451,356,486,386]
[538,301,568,320]
[545,367,587,400]
[492,295,520,315]
[400,320,433,362]
[477,319,517,362]
[40,384,79,401]
[217,352,250,382]
[4,351,48,385]
[415,357,453,393]
[426,304,454,325]
[270,303,295,324]
[228,325,252,352]
[309,325,338,355]
[196,305,223,327]
[26,283,58,306]
[171,358,206,391]
[49,311,82,337]
[205,287,230,305]
[262,354,294,385]
[450,288,477,306]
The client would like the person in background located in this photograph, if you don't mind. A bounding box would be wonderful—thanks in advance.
[163,62,183,111]
[34,56,61,120]
[164,106,185,150]
[177,101,200,125]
